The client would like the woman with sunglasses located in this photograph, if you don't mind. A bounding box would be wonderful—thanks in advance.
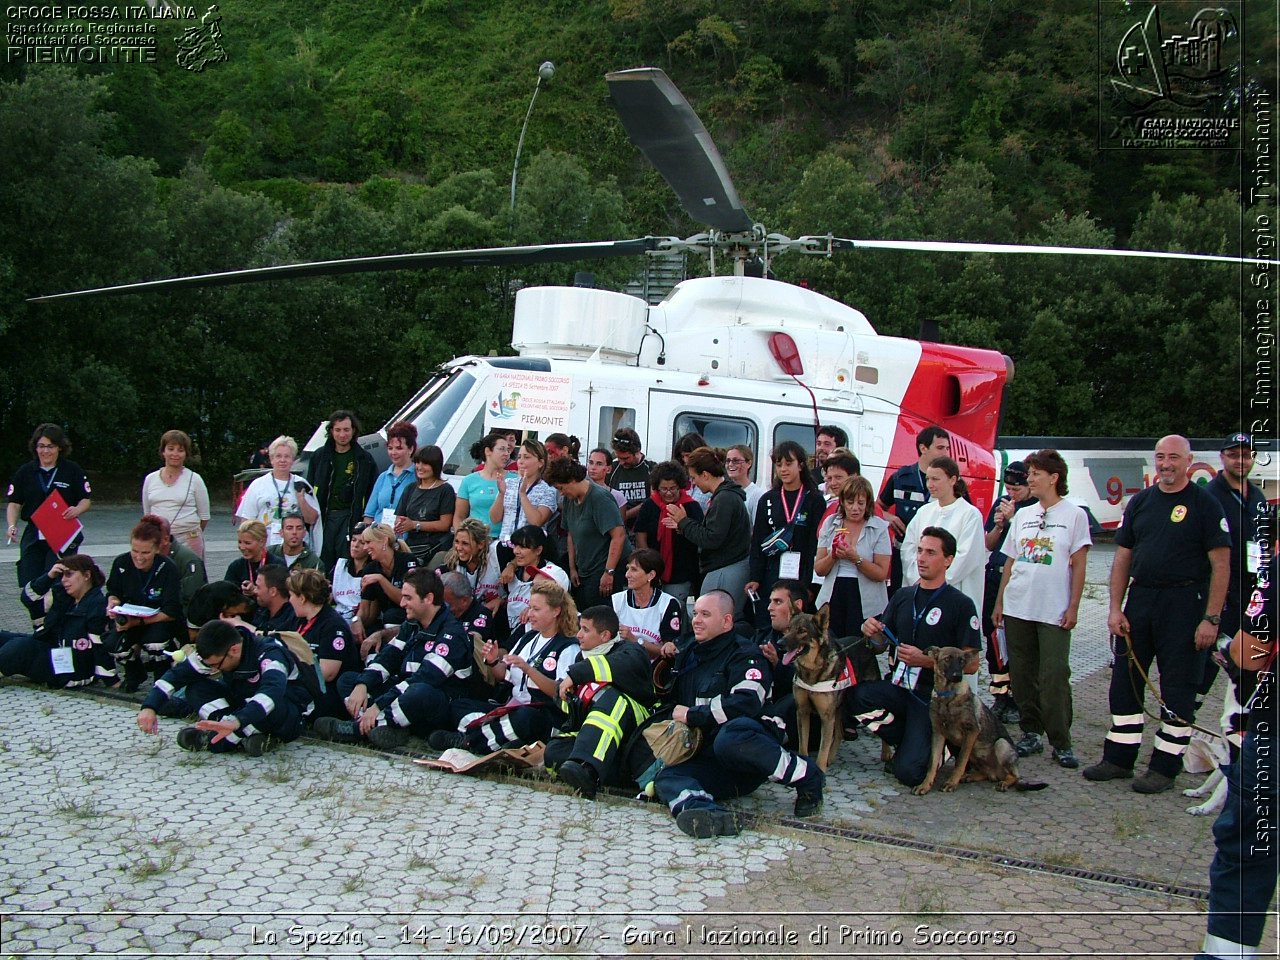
[0,554,108,688]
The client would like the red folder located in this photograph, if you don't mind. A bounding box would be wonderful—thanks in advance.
[30,489,83,554]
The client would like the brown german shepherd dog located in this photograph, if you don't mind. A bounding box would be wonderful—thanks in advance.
[913,646,1047,796]
[783,609,857,771]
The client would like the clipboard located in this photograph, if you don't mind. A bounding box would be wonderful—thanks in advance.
[30,489,83,554]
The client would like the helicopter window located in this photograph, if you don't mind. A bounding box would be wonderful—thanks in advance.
[855,365,879,385]
[672,413,756,457]
[598,407,637,447]
[384,369,452,428]
[774,422,819,456]
[397,370,478,471]
[442,402,486,476]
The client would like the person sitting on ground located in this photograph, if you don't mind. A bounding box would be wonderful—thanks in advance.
[848,527,981,788]
[105,517,184,691]
[751,578,810,736]
[612,549,686,661]
[142,512,207,609]
[429,579,582,754]
[287,568,357,721]
[0,554,110,689]
[252,564,299,633]
[331,521,370,643]
[223,520,284,604]
[652,589,825,838]
[500,524,570,634]
[268,513,324,571]
[546,605,659,798]
[430,518,503,613]
[313,568,471,749]
[634,461,704,605]
[357,522,418,634]
[136,618,313,756]
[440,571,498,693]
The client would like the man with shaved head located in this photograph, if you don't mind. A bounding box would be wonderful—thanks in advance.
[650,589,824,838]
[1084,435,1230,794]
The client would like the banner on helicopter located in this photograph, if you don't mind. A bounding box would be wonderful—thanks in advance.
[483,370,573,434]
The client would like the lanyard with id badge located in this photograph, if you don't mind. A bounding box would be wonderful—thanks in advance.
[766,488,807,580]
[888,585,942,691]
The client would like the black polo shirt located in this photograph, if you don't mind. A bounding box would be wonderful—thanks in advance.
[1115,483,1230,585]
[880,582,980,699]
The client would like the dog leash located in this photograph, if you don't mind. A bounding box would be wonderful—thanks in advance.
[1113,628,1220,738]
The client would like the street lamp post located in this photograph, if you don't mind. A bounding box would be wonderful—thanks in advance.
[509,60,555,234]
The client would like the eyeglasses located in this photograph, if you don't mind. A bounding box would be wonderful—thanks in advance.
[725,458,747,465]
[203,652,231,671]
[35,442,58,450]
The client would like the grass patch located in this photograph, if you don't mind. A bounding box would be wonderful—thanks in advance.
[900,881,947,918]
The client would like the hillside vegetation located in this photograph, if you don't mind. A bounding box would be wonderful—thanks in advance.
[0,0,1273,473]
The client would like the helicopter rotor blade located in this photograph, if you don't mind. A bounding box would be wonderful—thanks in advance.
[606,67,754,235]
[825,237,1278,266]
[27,238,664,303]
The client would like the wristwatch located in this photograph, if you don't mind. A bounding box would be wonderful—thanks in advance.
[1202,614,1221,625]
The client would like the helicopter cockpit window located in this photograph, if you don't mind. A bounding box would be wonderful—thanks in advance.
[672,413,756,458]
[403,370,476,461]
[442,403,485,476]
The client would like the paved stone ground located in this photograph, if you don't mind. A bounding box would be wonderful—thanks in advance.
[0,505,1275,958]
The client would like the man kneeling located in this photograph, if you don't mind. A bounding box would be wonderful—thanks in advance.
[136,619,313,755]
[654,590,824,838]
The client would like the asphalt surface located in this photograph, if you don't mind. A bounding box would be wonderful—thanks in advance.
[0,504,1275,958]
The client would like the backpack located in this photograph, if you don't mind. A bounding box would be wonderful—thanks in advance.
[262,630,325,705]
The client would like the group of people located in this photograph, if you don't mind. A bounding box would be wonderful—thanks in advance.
[2,419,1274,903]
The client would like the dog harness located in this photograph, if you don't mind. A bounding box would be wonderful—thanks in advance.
[793,656,857,694]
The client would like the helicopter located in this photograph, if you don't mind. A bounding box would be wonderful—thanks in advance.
[32,67,1275,519]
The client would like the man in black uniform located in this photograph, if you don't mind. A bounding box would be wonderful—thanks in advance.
[849,527,982,787]
[982,460,1036,723]
[307,411,377,570]
[6,424,92,625]
[878,425,949,595]
[1084,435,1230,793]
[653,590,825,839]
[137,618,312,755]
[1195,510,1277,960]
[1203,433,1269,654]
[313,569,470,749]
[252,564,299,633]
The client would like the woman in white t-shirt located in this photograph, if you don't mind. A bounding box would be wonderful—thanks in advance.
[235,436,320,549]
[992,449,1091,769]
[331,521,370,641]
[901,455,987,616]
[612,548,686,661]
[141,429,211,558]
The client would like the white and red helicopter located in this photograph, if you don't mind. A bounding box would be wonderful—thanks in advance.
[33,68,1274,517]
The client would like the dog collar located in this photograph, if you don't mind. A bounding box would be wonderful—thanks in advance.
[932,688,959,698]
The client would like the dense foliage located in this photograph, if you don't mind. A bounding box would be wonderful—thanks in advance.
[0,0,1273,478]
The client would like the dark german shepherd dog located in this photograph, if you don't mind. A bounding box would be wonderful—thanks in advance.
[783,609,860,771]
[913,646,1047,795]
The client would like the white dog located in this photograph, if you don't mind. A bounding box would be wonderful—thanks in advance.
[1183,664,1250,817]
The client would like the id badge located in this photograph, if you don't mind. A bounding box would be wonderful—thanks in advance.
[1247,540,1263,574]
[779,550,802,580]
[380,507,397,529]
[267,519,282,544]
[890,660,919,690]
[51,647,75,675]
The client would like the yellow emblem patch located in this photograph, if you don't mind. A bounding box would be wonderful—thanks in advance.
[1171,505,1188,523]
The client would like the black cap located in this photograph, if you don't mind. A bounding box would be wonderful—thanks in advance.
[1003,461,1029,485]
[1221,432,1252,452]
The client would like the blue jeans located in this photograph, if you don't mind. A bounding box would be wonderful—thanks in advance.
[1196,726,1278,958]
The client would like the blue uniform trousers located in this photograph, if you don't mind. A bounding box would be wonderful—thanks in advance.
[655,716,811,815]
[448,697,557,752]
[383,681,454,734]
[186,677,304,752]
[1103,584,1206,777]
[1196,728,1278,958]
[848,680,932,787]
